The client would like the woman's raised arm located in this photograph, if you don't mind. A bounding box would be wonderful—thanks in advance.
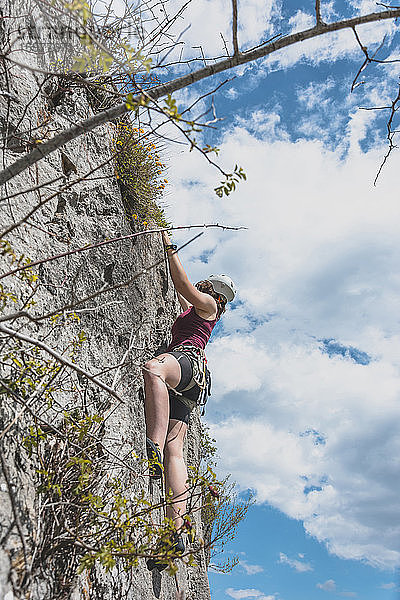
[177,292,191,312]
[162,231,216,317]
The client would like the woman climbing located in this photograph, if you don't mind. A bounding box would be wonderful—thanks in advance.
[143,230,236,571]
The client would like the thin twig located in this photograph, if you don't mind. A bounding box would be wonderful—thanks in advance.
[181,78,234,116]
[377,2,400,7]
[374,84,400,185]
[0,175,63,203]
[0,224,245,281]
[0,447,30,572]
[351,28,387,92]
[111,329,135,391]
[34,232,204,321]
[0,369,62,440]
[0,311,39,323]
[0,89,19,102]
[220,32,230,57]
[0,323,124,402]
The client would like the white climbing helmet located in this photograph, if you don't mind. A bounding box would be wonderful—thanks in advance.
[207,274,236,303]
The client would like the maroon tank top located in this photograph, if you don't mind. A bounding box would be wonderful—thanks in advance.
[167,306,217,350]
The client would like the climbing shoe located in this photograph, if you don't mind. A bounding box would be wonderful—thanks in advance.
[146,437,163,480]
[146,533,185,572]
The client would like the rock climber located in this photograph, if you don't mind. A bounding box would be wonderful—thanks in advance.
[143,230,236,571]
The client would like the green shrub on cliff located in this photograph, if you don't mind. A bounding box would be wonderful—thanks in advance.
[113,119,170,228]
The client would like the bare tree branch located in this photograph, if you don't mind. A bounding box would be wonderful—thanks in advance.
[315,0,324,26]
[220,32,230,57]
[0,368,63,440]
[0,224,245,281]
[0,447,30,571]
[351,26,373,91]
[0,123,143,238]
[231,0,239,56]
[374,84,400,185]
[181,77,234,116]
[1,7,400,185]
[0,322,124,402]
[0,175,63,203]
[242,33,283,55]
[33,232,204,322]
[0,383,140,478]
[359,105,392,110]
[351,28,390,91]
[0,90,19,102]
[0,311,39,324]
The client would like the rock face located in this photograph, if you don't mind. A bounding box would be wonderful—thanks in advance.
[0,1,211,598]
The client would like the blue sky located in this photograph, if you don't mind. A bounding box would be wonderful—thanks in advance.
[208,504,400,600]
[116,0,400,597]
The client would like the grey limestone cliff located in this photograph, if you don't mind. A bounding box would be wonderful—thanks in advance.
[0,1,212,598]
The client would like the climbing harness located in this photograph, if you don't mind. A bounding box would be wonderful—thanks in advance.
[170,344,212,415]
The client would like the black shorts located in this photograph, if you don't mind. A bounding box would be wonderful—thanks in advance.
[168,351,201,425]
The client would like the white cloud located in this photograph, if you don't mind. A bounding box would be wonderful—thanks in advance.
[225,87,240,100]
[129,0,400,88]
[379,582,396,590]
[226,589,275,600]
[263,16,400,73]
[288,10,314,34]
[297,79,335,111]
[279,552,313,572]
[92,0,126,17]
[151,0,280,64]
[350,0,378,13]
[239,559,264,575]
[316,579,357,596]
[234,109,287,141]
[317,579,337,591]
[166,106,400,569]
[321,1,338,21]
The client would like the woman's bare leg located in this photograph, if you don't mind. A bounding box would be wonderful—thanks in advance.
[142,354,181,453]
[164,418,188,531]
